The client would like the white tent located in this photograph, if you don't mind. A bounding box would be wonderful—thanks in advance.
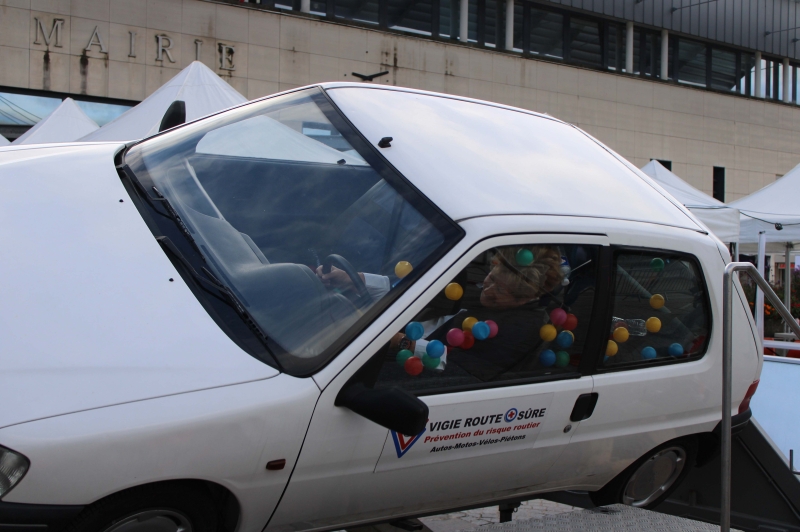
[0,134,9,146]
[640,160,740,243]
[12,98,98,145]
[80,61,247,142]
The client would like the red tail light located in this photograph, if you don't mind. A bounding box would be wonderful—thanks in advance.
[739,379,760,414]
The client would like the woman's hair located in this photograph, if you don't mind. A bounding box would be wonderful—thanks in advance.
[490,246,564,300]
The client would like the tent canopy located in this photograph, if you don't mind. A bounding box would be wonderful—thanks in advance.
[0,134,9,146]
[80,61,247,142]
[640,160,740,243]
[13,98,98,145]
[730,162,800,246]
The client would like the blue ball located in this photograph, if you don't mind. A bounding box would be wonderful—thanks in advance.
[426,339,445,358]
[668,343,684,357]
[472,321,490,340]
[604,355,610,363]
[540,349,556,367]
[641,346,657,359]
[556,331,574,348]
[405,322,424,341]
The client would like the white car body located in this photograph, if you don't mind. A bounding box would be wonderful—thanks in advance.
[0,84,760,531]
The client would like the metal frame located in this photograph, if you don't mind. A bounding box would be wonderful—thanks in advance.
[722,262,800,532]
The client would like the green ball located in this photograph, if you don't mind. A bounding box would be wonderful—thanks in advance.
[422,354,441,369]
[650,257,665,271]
[555,350,570,368]
[396,349,413,366]
[516,248,534,266]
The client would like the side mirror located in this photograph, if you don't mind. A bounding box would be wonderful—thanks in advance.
[335,382,428,436]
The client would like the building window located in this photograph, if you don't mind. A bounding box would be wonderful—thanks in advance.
[335,0,380,24]
[388,0,433,35]
[713,167,725,202]
[529,7,563,59]
[605,22,625,72]
[654,159,672,171]
[710,48,737,91]
[634,29,661,78]
[567,16,602,69]
[741,52,755,96]
[676,38,708,88]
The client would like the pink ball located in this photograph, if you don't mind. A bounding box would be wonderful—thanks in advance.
[550,308,567,327]
[486,320,499,338]
[446,328,465,347]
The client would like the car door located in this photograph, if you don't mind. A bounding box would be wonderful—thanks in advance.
[267,235,609,531]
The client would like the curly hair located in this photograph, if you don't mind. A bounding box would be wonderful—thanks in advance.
[489,246,564,300]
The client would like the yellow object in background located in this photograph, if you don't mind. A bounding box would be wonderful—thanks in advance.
[395,261,413,278]
[613,327,629,343]
[646,317,662,333]
[462,316,479,331]
[606,340,618,356]
[540,324,557,342]
[445,282,464,300]
[650,294,665,309]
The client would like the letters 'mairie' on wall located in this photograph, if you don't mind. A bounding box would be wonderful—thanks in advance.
[85,26,108,53]
[219,44,235,71]
[34,18,64,48]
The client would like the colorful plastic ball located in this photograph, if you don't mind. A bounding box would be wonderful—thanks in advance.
[604,355,610,363]
[445,282,464,301]
[540,324,558,342]
[555,350,570,368]
[556,331,574,348]
[405,322,424,341]
[668,343,684,357]
[462,316,479,332]
[539,349,556,367]
[461,331,475,349]
[472,322,490,340]
[422,354,441,369]
[645,317,662,333]
[550,308,567,327]
[641,346,658,360]
[396,349,413,366]
[612,327,630,343]
[446,328,465,347]
[404,356,424,375]
[606,340,618,356]
[516,248,534,266]
[426,340,445,358]
[563,313,578,331]
[486,320,499,338]
[395,261,413,278]
[650,258,665,272]
[650,294,665,310]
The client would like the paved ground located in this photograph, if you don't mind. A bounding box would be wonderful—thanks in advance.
[419,500,579,532]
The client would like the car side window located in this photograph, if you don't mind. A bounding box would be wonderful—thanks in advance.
[602,250,710,367]
[372,244,599,395]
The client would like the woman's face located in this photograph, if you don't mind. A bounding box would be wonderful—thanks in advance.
[480,267,532,309]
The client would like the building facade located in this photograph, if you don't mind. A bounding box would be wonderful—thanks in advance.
[2,0,800,201]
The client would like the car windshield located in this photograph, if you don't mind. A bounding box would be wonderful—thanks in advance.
[125,88,461,375]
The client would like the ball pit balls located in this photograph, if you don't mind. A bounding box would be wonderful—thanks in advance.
[606,340,618,356]
[446,328,465,347]
[395,261,413,278]
[556,331,574,348]
[472,321,490,341]
[461,331,475,349]
[516,248,534,266]
[550,308,567,327]
[668,343,684,357]
[645,317,662,333]
[422,354,441,369]
[641,346,657,360]
[563,313,578,331]
[426,340,445,358]
[540,324,558,342]
[445,282,464,301]
[404,356,424,375]
[462,316,479,332]
[396,349,413,366]
[405,322,424,341]
[612,327,630,343]
[486,320,499,338]
[650,258,665,272]
[540,349,556,367]
[555,350,570,368]
[650,294,665,310]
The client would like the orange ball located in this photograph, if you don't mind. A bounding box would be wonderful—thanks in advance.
[646,317,662,333]
[606,340,618,356]
[540,324,558,342]
[612,327,629,343]
[445,282,464,300]
[395,261,413,278]
[462,316,478,332]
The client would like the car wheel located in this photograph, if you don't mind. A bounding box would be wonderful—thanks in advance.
[67,482,218,532]
[589,437,697,509]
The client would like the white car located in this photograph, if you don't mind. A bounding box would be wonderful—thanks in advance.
[0,84,761,532]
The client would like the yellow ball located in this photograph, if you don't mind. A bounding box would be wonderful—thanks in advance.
[445,282,464,301]
[395,261,413,278]
[646,317,662,333]
[540,324,558,342]
[606,340,618,356]
[462,316,479,332]
[650,294,665,310]
[613,327,629,343]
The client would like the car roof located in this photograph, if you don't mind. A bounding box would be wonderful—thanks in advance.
[319,83,703,234]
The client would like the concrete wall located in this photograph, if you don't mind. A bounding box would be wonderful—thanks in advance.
[1,0,799,200]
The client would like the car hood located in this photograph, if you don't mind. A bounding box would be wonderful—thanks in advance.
[0,143,278,429]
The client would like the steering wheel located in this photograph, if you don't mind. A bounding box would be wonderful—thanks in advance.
[322,254,372,305]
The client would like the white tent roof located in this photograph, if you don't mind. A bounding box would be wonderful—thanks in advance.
[640,160,740,243]
[12,98,98,145]
[0,134,9,146]
[80,61,247,142]
[730,162,800,245]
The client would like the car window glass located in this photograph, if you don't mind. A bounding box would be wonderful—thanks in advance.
[602,250,710,367]
[372,244,599,394]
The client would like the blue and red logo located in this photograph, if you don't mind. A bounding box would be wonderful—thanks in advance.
[504,408,518,422]
[391,428,426,458]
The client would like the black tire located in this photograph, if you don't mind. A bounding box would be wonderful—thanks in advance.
[66,481,218,532]
[590,437,697,509]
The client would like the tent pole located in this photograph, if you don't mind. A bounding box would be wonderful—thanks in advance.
[786,242,793,333]
[757,231,766,341]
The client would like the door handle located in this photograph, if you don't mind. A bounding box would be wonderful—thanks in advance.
[570,393,599,422]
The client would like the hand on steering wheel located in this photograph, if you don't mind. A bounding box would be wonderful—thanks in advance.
[318,254,372,305]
